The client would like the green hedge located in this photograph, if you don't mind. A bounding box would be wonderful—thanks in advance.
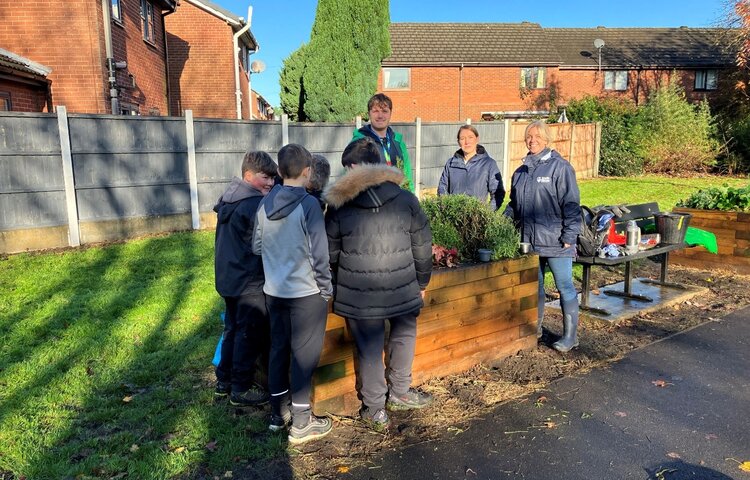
[421,195,519,261]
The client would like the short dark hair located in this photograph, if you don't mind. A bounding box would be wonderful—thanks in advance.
[308,154,331,192]
[241,151,277,177]
[367,93,392,112]
[342,137,381,168]
[277,143,312,179]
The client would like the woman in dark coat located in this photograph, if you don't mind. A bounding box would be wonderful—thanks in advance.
[504,120,582,352]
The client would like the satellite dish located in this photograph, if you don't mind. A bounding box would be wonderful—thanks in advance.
[250,60,266,74]
[593,38,605,49]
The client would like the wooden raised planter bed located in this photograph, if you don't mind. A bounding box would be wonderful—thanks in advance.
[671,207,750,275]
[312,254,540,415]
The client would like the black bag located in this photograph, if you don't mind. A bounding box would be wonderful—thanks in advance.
[576,205,611,257]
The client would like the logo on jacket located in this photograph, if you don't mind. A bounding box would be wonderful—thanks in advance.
[536,176,551,183]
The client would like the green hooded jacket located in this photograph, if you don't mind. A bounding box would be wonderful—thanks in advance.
[352,125,414,192]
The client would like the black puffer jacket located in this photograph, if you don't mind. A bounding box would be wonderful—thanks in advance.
[324,165,432,320]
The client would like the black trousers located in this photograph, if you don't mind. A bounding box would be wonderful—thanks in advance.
[267,293,328,425]
[215,293,269,393]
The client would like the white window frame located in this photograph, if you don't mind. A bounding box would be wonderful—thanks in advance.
[141,0,155,43]
[111,0,122,22]
[694,69,718,91]
[604,70,628,91]
[520,67,546,89]
[383,67,410,90]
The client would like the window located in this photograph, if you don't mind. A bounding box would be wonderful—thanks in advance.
[604,71,628,91]
[111,0,122,22]
[141,0,155,43]
[695,70,718,90]
[0,92,10,111]
[520,67,546,89]
[120,103,140,115]
[383,68,410,89]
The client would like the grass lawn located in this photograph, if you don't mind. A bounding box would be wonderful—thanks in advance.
[578,174,748,210]
[0,174,747,479]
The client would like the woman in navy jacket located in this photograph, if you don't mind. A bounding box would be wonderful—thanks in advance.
[504,121,582,352]
[437,125,505,210]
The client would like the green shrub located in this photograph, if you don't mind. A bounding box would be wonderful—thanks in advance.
[421,195,520,261]
[566,95,644,176]
[676,184,750,211]
[721,114,750,174]
[632,80,720,173]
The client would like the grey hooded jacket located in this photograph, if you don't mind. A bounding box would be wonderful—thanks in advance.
[253,184,333,299]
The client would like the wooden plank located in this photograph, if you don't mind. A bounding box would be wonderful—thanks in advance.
[420,281,539,323]
[673,208,738,222]
[427,256,537,290]
[415,308,537,356]
[426,271,521,305]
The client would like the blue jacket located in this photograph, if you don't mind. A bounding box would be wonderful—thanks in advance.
[437,145,505,210]
[503,149,581,258]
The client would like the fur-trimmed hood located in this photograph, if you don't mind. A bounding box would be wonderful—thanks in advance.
[323,164,405,209]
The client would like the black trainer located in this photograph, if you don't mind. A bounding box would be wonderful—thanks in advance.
[360,407,389,432]
[215,381,231,398]
[229,385,269,407]
[386,389,433,411]
[269,408,292,432]
[288,415,332,445]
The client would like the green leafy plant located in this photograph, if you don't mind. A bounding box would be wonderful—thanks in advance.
[421,194,520,262]
[632,79,721,173]
[566,95,644,176]
[676,184,750,211]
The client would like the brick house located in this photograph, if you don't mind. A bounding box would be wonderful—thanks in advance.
[165,0,261,119]
[0,0,177,115]
[251,89,273,120]
[380,23,735,122]
[0,48,52,112]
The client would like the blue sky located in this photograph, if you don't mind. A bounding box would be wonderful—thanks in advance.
[211,0,727,108]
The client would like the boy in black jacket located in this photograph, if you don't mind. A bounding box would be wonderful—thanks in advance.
[213,151,277,406]
[324,138,433,431]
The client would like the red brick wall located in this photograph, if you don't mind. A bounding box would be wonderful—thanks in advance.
[0,79,49,112]
[0,0,107,113]
[111,0,170,115]
[165,0,243,118]
[381,65,722,122]
[0,0,170,115]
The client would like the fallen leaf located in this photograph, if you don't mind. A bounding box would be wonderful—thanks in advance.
[223,471,233,478]
[591,288,600,295]
[651,379,672,387]
[86,366,95,376]
[173,446,186,454]
[337,466,350,473]
[122,395,133,403]
[129,444,139,452]
[740,461,750,472]
[705,434,718,440]
[205,440,218,452]
[614,411,627,417]
[544,421,557,429]
[666,452,681,459]
[580,412,592,419]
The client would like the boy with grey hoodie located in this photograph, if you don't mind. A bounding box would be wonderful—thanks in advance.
[253,144,333,444]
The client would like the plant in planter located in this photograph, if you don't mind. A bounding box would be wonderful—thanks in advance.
[421,194,520,262]
[676,184,750,211]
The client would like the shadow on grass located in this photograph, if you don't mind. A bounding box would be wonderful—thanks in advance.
[0,232,293,479]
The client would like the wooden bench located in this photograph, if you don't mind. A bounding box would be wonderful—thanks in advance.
[575,202,688,317]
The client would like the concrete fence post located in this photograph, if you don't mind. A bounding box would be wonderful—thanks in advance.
[281,114,289,146]
[502,118,512,184]
[185,110,200,230]
[594,121,602,177]
[56,106,80,247]
[355,115,362,129]
[415,117,422,199]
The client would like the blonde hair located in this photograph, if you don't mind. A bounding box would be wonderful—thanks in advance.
[524,120,553,146]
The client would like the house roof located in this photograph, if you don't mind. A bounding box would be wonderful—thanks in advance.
[184,0,259,49]
[545,27,735,69]
[384,23,562,66]
[0,47,51,81]
[385,23,735,69]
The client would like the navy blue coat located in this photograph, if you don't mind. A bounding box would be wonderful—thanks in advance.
[503,149,581,258]
[437,145,505,210]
